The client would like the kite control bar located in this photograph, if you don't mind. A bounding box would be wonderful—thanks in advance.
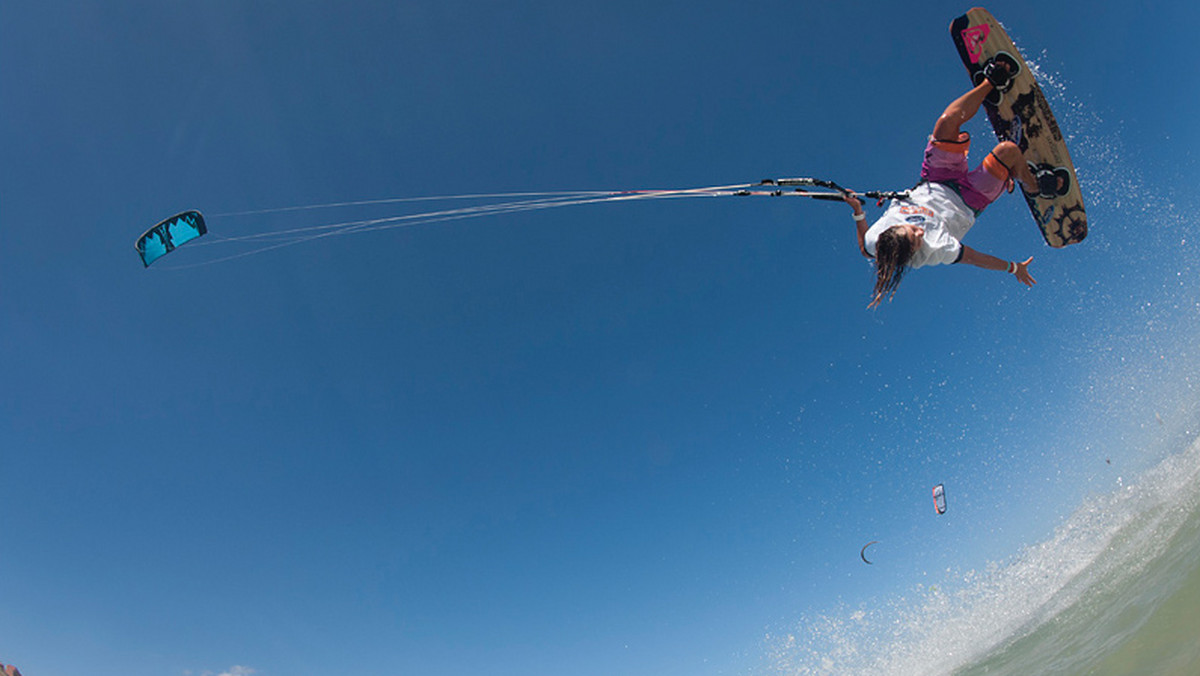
[746,178,911,204]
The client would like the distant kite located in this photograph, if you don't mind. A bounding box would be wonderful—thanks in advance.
[136,210,206,266]
[932,483,947,515]
[860,541,879,564]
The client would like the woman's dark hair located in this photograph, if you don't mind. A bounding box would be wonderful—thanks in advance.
[870,226,915,307]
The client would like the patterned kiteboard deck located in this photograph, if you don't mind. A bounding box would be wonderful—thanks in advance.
[950,7,1087,247]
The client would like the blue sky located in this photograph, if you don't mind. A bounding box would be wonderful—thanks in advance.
[3,2,1199,675]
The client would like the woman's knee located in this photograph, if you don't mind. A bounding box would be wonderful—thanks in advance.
[992,141,1023,165]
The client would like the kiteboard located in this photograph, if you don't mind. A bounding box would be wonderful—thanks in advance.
[950,8,1086,248]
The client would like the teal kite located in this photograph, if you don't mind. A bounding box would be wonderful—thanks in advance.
[136,211,206,266]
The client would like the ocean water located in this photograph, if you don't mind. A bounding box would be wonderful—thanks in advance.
[955,442,1200,676]
[768,431,1200,676]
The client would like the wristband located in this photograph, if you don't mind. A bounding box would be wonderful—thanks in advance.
[853,212,866,222]
[1007,261,1016,274]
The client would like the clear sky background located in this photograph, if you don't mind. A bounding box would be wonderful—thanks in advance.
[3,2,1199,675]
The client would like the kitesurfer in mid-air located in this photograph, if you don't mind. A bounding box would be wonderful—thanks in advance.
[845,62,1042,308]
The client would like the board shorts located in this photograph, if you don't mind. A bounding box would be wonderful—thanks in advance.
[920,132,1010,213]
